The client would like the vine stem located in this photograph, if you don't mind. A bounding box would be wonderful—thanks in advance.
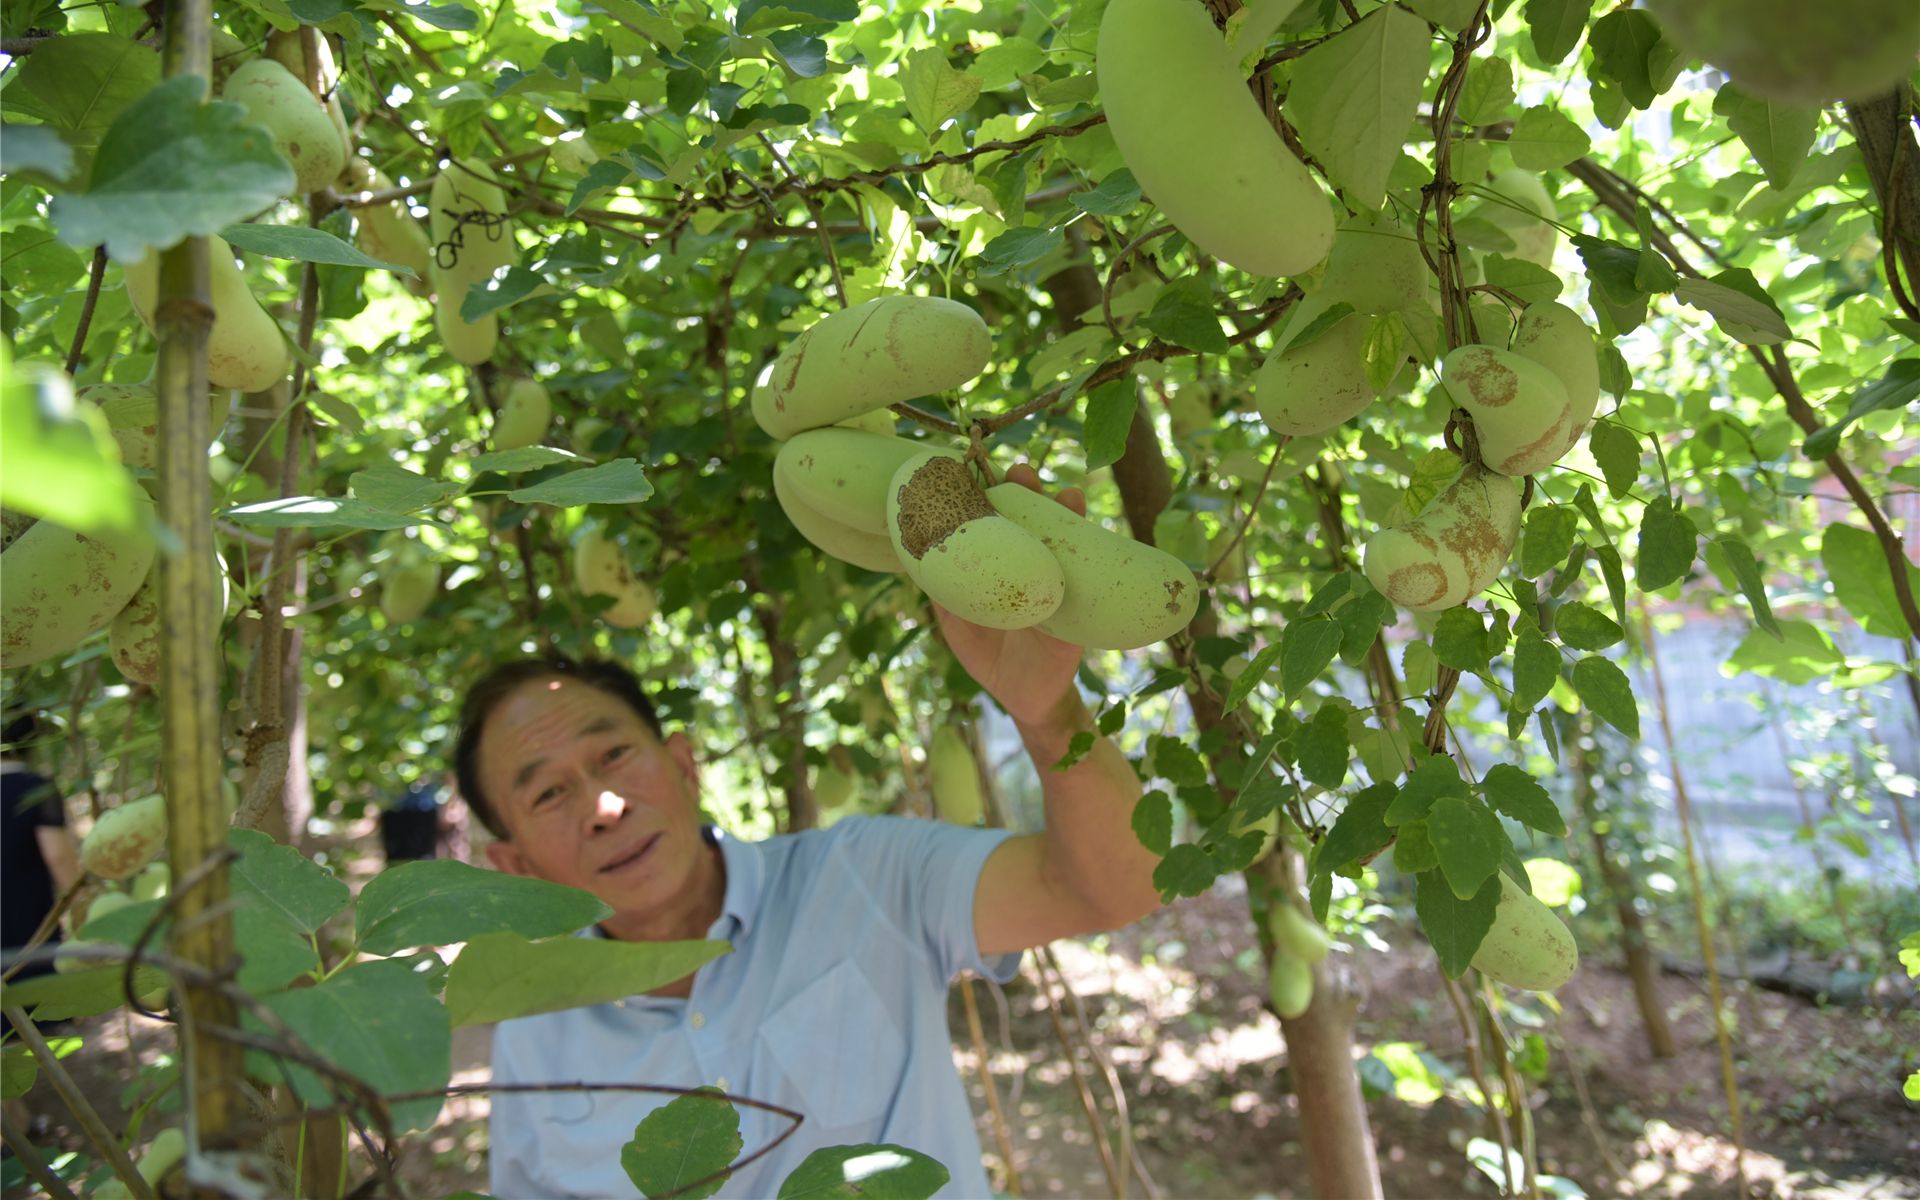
[1640,610,1748,1195]
[3,1005,157,1200]
[757,133,845,308]
[960,978,1023,1196]
[0,1111,81,1200]
[63,247,108,375]
[1440,974,1513,1196]
[1032,949,1126,1199]
[1565,155,1920,642]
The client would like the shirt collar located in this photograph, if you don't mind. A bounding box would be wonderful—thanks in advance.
[706,824,762,942]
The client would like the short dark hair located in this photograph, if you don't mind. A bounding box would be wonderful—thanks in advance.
[452,656,663,840]
[1,710,40,754]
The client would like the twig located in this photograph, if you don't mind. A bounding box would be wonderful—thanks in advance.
[3,1004,157,1200]
[757,133,845,307]
[64,247,108,375]
[1032,950,1125,1199]
[1440,974,1512,1196]
[1101,223,1175,341]
[961,978,1022,1196]
[0,1111,81,1200]
[1479,985,1539,1199]
[1204,435,1287,582]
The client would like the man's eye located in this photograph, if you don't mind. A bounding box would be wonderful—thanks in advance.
[603,744,630,765]
[533,784,564,807]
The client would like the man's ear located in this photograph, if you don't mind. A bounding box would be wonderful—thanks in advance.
[485,838,530,877]
[665,730,699,793]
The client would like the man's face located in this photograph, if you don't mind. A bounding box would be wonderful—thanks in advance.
[478,676,705,915]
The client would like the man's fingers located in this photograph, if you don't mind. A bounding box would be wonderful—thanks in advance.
[1059,486,1087,517]
[1003,463,1085,515]
[1004,463,1042,493]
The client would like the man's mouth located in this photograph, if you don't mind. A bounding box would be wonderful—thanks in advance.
[600,831,663,875]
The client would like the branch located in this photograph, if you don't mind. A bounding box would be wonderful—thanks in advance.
[64,247,108,375]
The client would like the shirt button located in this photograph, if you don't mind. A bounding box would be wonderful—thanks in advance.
[690,1011,705,1030]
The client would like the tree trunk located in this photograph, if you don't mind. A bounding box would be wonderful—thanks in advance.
[1571,724,1675,1059]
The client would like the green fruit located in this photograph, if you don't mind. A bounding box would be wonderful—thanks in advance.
[1440,344,1575,477]
[1097,0,1333,277]
[342,157,433,297]
[125,237,290,393]
[493,378,551,450]
[1255,312,1380,437]
[929,726,984,825]
[222,58,345,194]
[138,1128,187,1187]
[1510,302,1600,455]
[1268,953,1313,1019]
[1,494,157,668]
[89,384,231,471]
[81,794,168,881]
[130,862,170,902]
[813,762,857,812]
[888,455,1066,630]
[776,429,961,535]
[836,409,897,436]
[379,558,440,625]
[1269,903,1332,964]
[1363,464,1521,612]
[81,890,134,932]
[430,160,515,365]
[985,481,1197,649]
[109,565,162,684]
[1296,213,1431,326]
[573,528,657,627]
[750,295,991,440]
[1649,0,1920,104]
[773,469,904,573]
[210,27,248,88]
[1471,871,1579,991]
[1473,169,1558,268]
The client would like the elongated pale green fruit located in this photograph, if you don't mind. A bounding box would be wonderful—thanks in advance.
[1649,0,1920,104]
[1471,871,1578,990]
[1268,953,1313,1019]
[836,408,896,436]
[929,726,984,826]
[775,430,960,535]
[751,296,991,439]
[211,27,248,87]
[573,528,656,627]
[430,160,515,365]
[1,497,156,668]
[380,558,440,625]
[493,378,551,449]
[81,794,168,881]
[1269,903,1332,964]
[985,481,1196,649]
[89,384,231,471]
[125,238,289,393]
[1477,169,1558,267]
[813,761,857,812]
[222,58,344,194]
[343,157,433,297]
[1255,312,1380,437]
[1510,302,1600,455]
[1097,0,1332,277]
[1287,213,1431,339]
[109,566,161,684]
[131,862,170,902]
[1363,465,1521,612]
[1441,344,1575,477]
[889,456,1064,629]
[773,469,903,573]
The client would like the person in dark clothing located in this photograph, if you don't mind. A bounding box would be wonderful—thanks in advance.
[1,711,80,982]
[379,775,444,863]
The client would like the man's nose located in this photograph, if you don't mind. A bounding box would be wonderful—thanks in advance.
[588,786,627,826]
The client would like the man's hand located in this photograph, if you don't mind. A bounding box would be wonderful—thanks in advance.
[931,464,1087,731]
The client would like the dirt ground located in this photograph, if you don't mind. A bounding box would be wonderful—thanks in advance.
[14,887,1919,1200]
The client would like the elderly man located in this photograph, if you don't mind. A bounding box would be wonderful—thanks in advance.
[461,470,1161,1198]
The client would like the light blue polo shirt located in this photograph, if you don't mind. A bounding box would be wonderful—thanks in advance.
[488,815,1021,1199]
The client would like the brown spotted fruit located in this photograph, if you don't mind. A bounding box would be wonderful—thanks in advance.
[124,237,289,393]
[80,794,168,881]
[1510,302,1600,458]
[1471,870,1578,991]
[1363,464,1521,612]
[1440,344,1574,477]
[1,494,157,669]
[775,429,961,535]
[342,157,433,297]
[221,58,345,194]
[750,295,991,440]
[886,454,1064,630]
[773,468,903,574]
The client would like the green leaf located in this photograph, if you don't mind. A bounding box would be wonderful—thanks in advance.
[0,352,150,535]
[1721,619,1842,685]
[229,828,351,936]
[1572,655,1639,739]
[3,962,172,1021]
[1636,497,1698,591]
[4,33,161,179]
[1387,755,1469,825]
[1416,869,1500,978]
[1280,617,1344,701]
[1147,736,1210,788]
[1708,537,1781,639]
[507,458,655,507]
[1587,420,1641,499]
[0,123,75,183]
[1525,0,1593,65]
[1508,105,1590,171]
[1081,379,1136,473]
[1480,764,1567,836]
[459,266,553,323]
[1395,820,1440,874]
[1132,790,1173,855]
[1482,256,1563,304]
[1803,359,1920,459]
[1401,0,1480,29]
[351,463,462,514]
[1555,602,1623,651]
[1508,628,1558,739]
[777,1144,950,1200]
[1287,4,1431,211]
[977,226,1061,275]
[356,858,613,956]
[49,75,295,262]
[1674,274,1790,345]
[1592,541,1628,624]
[1153,843,1223,900]
[1,1048,37,1101]
[448,932,730,1028]
[735,0,858,33]
[1311,783,1396,878]
[1520,505,1580,579]
[1403,448,1462,518]
[1069,168,1141,217]
[224,496,433,532]
[471,446,580,473]
[1588,9,1664,109]
[1144,282,1229,353]
[900,47,980,136]
[1822,522,1920,639]
[1712,86,1818,190]
[253,960,450,1133]
[1296,704,1351,789]
[1456,57,1515,127]
[1428,795,1506,900]
[219,223,416,276]
[1432,607,1491,673]
[1225,640,1286,713]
